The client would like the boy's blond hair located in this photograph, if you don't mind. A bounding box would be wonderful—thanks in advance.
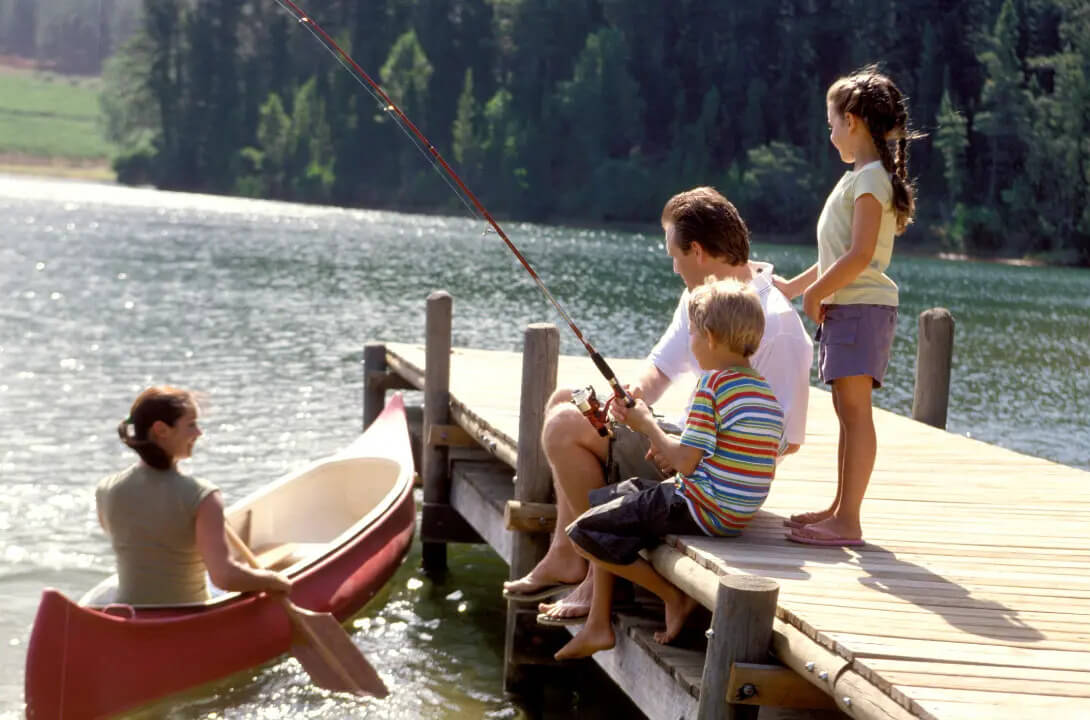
[687,277,764,358]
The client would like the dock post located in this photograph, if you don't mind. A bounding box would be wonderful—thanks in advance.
[363,342,387,430]
[696,575,779,720]
[422,291,453,576]
[912,307,955,429]
[503,322,559,692]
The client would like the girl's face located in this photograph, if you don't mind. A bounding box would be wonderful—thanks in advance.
[153,405,202,462]
[827,100,855,164]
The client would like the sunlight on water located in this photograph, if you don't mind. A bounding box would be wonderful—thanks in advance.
[0,175,1087,717]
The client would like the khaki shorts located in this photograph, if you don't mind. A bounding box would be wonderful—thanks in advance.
[605,423,669,484]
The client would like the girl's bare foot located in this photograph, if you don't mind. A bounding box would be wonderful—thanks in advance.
[554,621,615,660]
[786,509,835,527]
[654,591,698,645]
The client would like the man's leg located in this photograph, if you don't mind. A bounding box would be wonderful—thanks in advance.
[503,390,609,597]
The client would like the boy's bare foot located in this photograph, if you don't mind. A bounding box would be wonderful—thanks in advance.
[538,576,593,620]
[654,591,698,645]
[554,621,615,660]
[786,509,835,527]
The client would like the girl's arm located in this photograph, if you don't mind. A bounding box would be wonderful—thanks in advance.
[774,263,819,300]
[802,194,882,323]
[611,399,703,475]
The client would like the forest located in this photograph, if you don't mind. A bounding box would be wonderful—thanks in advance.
[4,0,1089,263]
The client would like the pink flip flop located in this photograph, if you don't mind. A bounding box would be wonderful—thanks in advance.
[786,527,865,547]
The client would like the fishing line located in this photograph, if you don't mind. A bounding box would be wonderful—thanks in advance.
[270,0,634,408]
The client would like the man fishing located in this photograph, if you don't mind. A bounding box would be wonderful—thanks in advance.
[502,186,814,624]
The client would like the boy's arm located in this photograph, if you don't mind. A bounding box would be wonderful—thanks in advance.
[641,423,703,476]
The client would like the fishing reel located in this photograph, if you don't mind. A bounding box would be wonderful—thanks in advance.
[571,386,613,438]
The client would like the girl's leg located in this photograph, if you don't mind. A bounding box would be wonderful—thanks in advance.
[803,375,874,539]
[789,387,845,526]
[554,564,616,660]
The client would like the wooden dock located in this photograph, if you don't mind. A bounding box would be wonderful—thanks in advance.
[363,295,1090,720]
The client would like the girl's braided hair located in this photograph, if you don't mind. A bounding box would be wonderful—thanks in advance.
[828,65,921,234]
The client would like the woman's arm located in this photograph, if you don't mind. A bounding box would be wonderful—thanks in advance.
[195,492,292,594]
[802,194,882,323]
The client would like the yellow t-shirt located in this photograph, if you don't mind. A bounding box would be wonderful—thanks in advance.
[96,463,219,605]
[816,161,899,306]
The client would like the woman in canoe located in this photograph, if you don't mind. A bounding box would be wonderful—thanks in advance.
[96,386,292,605]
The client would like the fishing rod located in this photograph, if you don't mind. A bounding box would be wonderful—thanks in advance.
[274,0,635,431]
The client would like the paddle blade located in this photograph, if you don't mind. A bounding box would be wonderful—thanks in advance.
[289,608,388,698]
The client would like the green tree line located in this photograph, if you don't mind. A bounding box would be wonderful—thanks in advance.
[98,0,1089,264]
[0,0,143,74]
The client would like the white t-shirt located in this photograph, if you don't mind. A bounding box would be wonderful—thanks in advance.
[816,160,898,306]
[647,262,813,446]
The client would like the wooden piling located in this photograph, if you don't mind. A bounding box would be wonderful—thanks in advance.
[503,322,559,692]
[421,291,453,576]
[696,575,780,720]
[911,307,955,429]
[363,343,387,430]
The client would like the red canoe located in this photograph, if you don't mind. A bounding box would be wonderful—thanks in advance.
[25,393,416,719]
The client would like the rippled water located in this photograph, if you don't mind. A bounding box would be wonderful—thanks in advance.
[1,175,1087,717]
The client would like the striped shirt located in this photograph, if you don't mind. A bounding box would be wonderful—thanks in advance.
[676,367,784,536]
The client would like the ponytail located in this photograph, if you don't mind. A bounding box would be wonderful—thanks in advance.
[119,387,195,470]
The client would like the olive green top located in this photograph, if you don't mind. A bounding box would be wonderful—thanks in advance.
[96,463,219,605]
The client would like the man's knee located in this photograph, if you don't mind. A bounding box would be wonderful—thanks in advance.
[542,401,609,463]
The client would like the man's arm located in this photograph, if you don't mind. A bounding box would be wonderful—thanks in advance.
[631,362,671,406]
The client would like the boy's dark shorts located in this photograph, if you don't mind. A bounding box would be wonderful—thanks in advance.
[566,477,703,566]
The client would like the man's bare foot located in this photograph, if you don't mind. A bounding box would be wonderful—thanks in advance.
[787,509,835,527]
[654,591,698,645]
[502,557,586,599]
[538,575,593,620]
[554,621,615,660]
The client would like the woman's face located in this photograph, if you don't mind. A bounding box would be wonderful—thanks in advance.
[154,405,202,461]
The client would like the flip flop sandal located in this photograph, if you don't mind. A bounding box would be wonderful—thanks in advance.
[501,582,578,603]
[536,611,587,627]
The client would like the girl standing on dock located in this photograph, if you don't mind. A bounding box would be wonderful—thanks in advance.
[775,66,918,546]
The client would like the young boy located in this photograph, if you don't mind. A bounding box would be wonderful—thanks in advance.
[554,277,785,660]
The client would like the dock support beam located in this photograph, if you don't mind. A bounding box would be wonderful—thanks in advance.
[912,307,955,429]
[696,575,780,720]
[363,343,387,430]
[503,323,559,692]
[421,291,453,576]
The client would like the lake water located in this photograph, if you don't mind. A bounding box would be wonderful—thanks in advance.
[1,175,1087,718]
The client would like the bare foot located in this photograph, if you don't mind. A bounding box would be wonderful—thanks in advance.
[503,557,586,597]
[554,621,615,660]
[538,575,593,619]
[787,509,835,527]
[796,516,862,542]
[654,591,698,645]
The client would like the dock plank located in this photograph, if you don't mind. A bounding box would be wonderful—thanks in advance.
[384,343,1090,719]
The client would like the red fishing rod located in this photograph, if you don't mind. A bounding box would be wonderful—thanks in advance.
[275,0,634,430]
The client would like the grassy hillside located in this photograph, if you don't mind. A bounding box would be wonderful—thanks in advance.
[0,67,115,174]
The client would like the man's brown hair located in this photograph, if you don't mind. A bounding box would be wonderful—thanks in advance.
[661,187,749,265]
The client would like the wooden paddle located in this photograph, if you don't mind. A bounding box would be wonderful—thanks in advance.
[224,524,388,698]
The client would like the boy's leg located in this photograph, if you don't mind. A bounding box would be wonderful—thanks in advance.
[554,564,616,660]
[799,375,874,541]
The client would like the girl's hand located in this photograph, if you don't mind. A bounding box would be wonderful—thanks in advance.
[802,287,826,325]
[611,398,654,434]
[772,274,794,298]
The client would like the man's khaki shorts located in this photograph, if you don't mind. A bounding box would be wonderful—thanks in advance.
[605,423,669,484]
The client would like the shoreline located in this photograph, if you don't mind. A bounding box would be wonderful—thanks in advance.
[4,162,1082,269]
